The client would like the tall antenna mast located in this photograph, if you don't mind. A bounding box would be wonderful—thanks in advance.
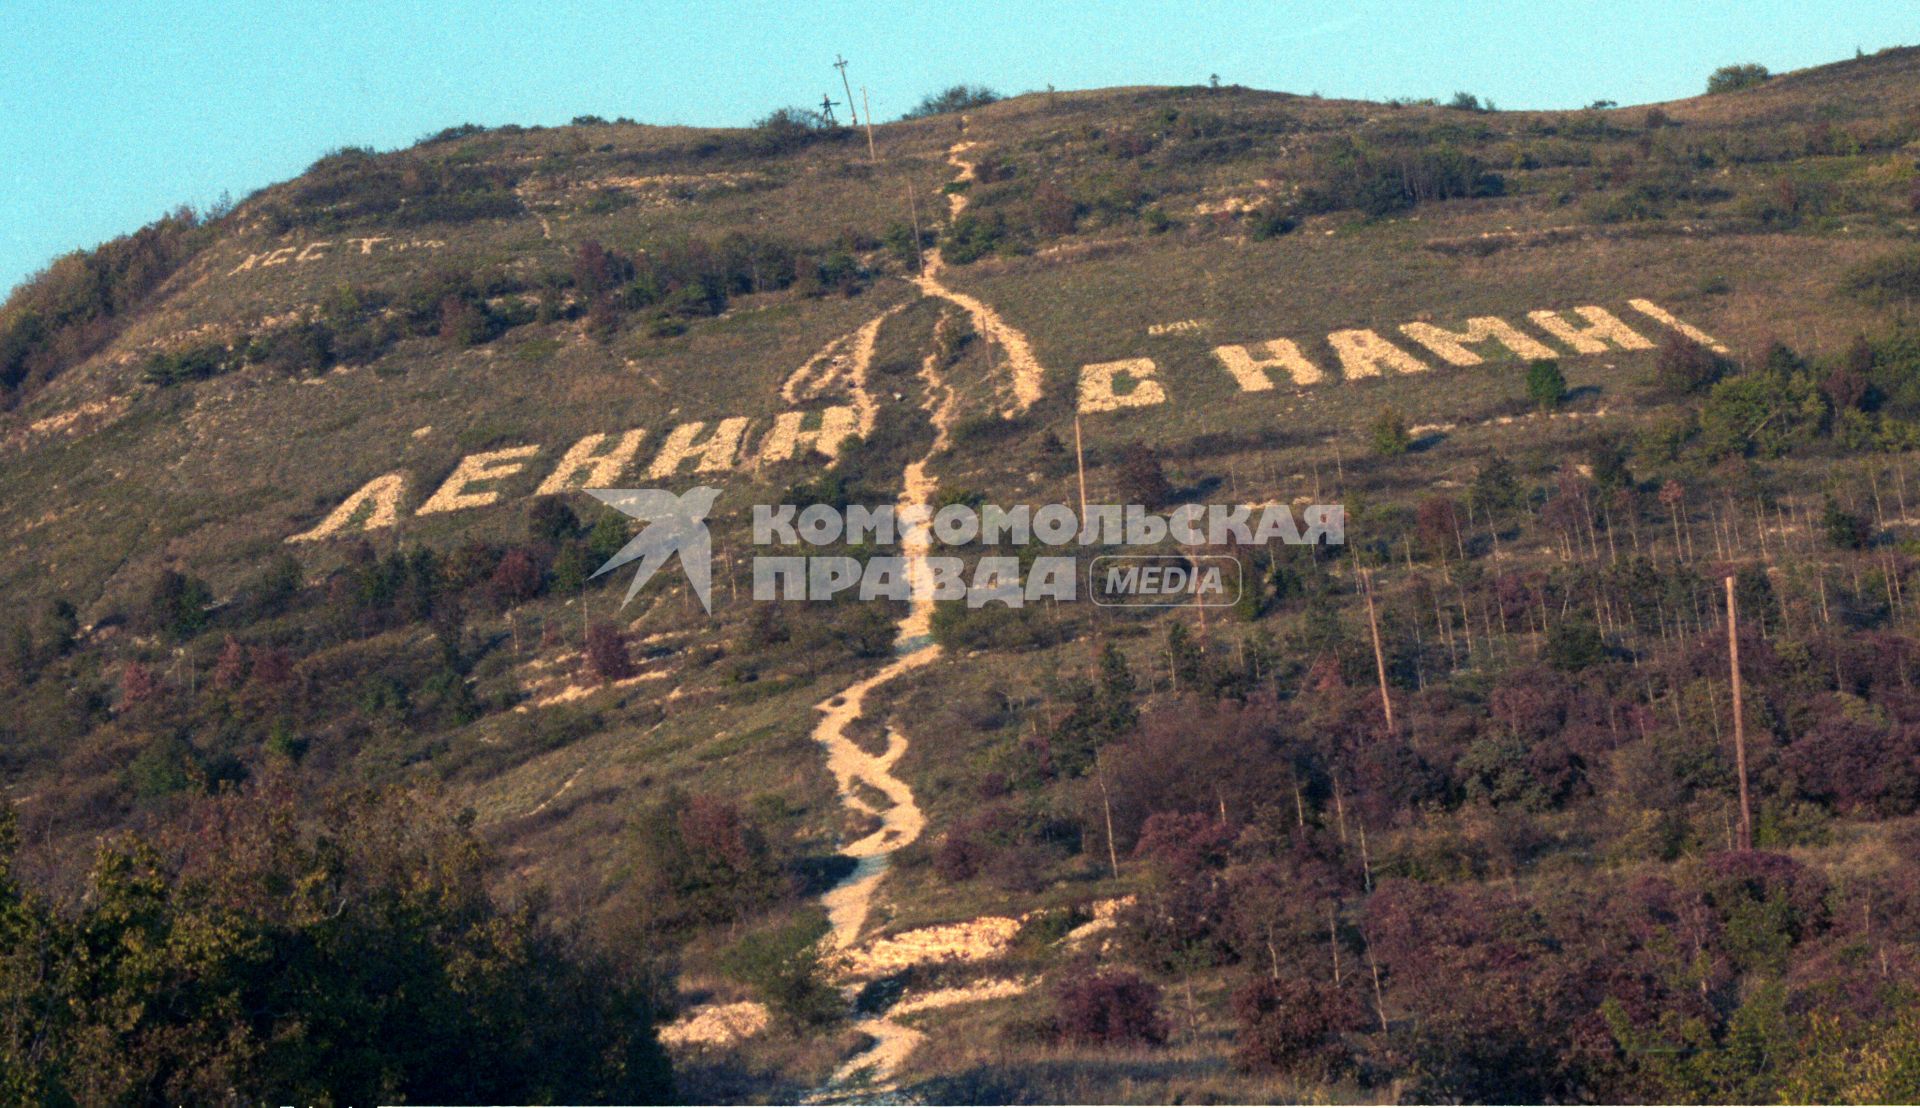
[834,55,858,126]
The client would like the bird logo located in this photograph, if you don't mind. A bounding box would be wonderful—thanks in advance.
[584,486,720,612]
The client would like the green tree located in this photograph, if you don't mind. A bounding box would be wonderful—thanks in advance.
[719,913,841,1027]
[1370,405,1411,456]
[1525,358,1567,410]
[1546,618,1606,671]
[1698,356,1824,459]
[1822,495,1870,549]
[1471,454,1524,519]
[0,783,672,1103]
[148,569,213,641]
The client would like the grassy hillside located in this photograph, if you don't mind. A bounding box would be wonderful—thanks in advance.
[4,46,1920,1103]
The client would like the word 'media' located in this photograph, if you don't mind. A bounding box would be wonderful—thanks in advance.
[1077,297,1723,412]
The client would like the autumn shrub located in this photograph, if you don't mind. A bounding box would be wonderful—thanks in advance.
[585,621,634,681]
[1051,968,1168,1046]
[1232,976,1367,1078]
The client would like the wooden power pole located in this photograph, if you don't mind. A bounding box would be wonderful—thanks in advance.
[834,55,858,126]
[1725,575,1754,851]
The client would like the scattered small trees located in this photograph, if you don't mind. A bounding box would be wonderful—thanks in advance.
[0,783,673,1103]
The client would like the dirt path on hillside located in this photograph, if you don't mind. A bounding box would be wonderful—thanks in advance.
[812,649,936,945]
[670,129,1048,1099]
[908,124,1047,416]
[798,305,983,1100]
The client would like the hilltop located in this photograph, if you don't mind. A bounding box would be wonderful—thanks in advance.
[4,46,1920,1102]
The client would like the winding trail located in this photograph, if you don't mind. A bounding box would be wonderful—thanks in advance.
[805,318,962,1100]
[801,121,1056,1098]
[909,126,1048,416]
[668,122,1046,1098]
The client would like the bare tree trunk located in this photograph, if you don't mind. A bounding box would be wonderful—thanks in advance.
[1097,764,1122,879]
[1726,575,1754,851]
[1364,932,1390,1032]
[1362,569,1396,735]
[1328,904,1344,985]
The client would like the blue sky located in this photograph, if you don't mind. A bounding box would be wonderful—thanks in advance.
[1,2,1913,296]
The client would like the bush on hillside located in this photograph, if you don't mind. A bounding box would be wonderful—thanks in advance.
[1526,359,1568,410]
[1371,405,1412,455]
[902,84,1001,120]
[585,621,634,682]
[719,914,842,1027]
[750,107,837,155]
[1841,248,1920,306]
[1300,138,1504,218]
[1052,968,1169,1046]
[1654,332,1733,395]
[1233,977,1368,1077]
[1707,63,1771,94]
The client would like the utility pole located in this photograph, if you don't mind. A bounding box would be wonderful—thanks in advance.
[861,86,878,162]
[818,94,839,125]
[834,56,858,126]
[1725,575,1754,851]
